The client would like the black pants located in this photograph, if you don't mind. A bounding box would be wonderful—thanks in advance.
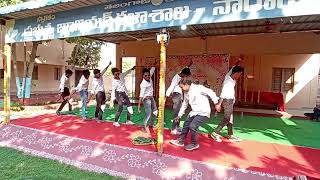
[305,113,315,120]
[57,87,72,112]
[172,92,182,130]
[179,115,209,145]
[115,92,132,122]
[95,91,106,120]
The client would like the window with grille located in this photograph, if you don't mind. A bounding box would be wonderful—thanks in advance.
[0,69,4,79]
[32,66,39,80]
[54,67,61,80]
[272,68,295,93]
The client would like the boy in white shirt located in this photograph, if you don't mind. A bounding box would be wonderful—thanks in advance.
[170,79,220,151]
[71,69,90,120]
[88,62,112,122]
[138,67,158,131]
[56,69,73,115]
[210,65,244,142]
[110,66,136,127]
[166,61,193,135]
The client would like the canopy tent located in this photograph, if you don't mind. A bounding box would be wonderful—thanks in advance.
[1,0,320,155]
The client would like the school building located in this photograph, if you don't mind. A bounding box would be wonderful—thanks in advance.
[1,0,320,112]
[0,34,319,112]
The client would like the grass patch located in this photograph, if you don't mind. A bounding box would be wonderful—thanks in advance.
[65,105,320,149]
[0,147,122,180]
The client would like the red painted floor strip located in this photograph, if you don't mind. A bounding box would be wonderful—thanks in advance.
[11,114,320,178]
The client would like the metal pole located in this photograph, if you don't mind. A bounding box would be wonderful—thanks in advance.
[157,35,166,156]
[4,44,11,125]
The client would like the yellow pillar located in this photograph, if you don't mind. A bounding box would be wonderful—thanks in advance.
[157,35,166,155]
[3,44,11,125]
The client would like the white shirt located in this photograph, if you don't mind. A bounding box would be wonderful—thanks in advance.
[166,74,182,97]
[91,77,104,95]
[111,69,132,101]
[74,75,89,92]
[91,66,111,95]
[220,66,236,99]
[139,67,155,98]
[178,84,219,118]
[59,74,69,92]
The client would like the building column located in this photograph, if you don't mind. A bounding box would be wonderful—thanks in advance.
[3,43,11,125]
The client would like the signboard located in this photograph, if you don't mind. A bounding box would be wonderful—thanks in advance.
[5,0,320,43]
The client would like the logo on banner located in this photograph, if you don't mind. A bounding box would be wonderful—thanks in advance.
[151,0,163,6]
[104,0,175,10]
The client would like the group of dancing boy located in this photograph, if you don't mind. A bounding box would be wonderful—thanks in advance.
[56,60,244,151]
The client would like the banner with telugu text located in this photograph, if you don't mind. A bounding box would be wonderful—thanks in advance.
[166,54,229,95]
[5,0,320,43]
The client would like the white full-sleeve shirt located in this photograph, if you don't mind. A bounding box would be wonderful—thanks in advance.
[139,67,155,98]
[220,66,236,100]
[59,74,69,92]
[74,75,89,92]
[166,74,182,97]
[91,77,105,95]
[178,84,219,118]
[91,65,111,95]
[111,69,132,101]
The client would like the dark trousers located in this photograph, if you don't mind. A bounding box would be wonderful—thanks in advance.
[214,99,234,136]
[179,115,209,145]
[304,113,315,120]
[57,87,72,112]
[95,91,106,120]
[115,92,132,122]
[172,92,182,130]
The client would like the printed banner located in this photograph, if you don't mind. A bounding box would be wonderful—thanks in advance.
[166,54,229,95]
[5,0,320,43]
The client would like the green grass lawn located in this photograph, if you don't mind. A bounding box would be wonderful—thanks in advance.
[0,147,121,180]
[64,105,320,149]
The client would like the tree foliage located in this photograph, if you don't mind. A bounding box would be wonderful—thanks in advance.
[66,37,103,69]
[0,0,22,7]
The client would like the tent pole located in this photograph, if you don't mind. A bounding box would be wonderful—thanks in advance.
[156,30,168,156]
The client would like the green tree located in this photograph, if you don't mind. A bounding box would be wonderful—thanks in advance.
[0,0,22,7]
[66,37,103,69]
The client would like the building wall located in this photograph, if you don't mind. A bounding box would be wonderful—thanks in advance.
[0,62,66,93]
[0,40,74,94]
[116,32,320,109]
[0,41,118,97]
[15,40,74,65]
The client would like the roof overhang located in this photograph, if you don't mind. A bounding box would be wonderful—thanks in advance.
[1,0,320,43]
